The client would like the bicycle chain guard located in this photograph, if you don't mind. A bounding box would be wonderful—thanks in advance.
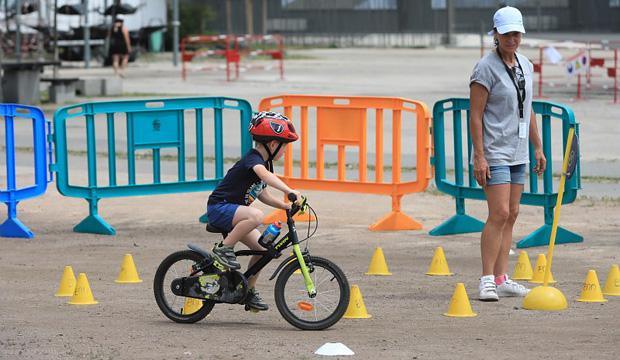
[171,270,248,304]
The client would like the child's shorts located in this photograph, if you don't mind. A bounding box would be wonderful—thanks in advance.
[206,202,239,232]
[487,164,527,186]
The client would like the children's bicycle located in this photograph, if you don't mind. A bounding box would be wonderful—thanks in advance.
[153,194,350,330]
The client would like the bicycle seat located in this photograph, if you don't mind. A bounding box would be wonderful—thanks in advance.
[205,223,229,239]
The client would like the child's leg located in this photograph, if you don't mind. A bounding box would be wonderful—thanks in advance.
[239,229,264,289]
[223,206,263,247]
[239,229,270,311]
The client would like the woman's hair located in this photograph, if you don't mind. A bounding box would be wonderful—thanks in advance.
[114,18,124,24]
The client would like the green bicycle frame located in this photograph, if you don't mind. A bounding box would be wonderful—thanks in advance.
[292,243,316,297]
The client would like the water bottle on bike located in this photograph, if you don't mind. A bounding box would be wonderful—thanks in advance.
[258,221,282,247]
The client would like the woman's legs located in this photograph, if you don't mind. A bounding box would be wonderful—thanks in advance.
[493,184,524,276]
[120,54,129,77]
[112,54,120,75]
[481,183,511,276]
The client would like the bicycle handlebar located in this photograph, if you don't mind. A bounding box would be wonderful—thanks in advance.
[289,195,308,217]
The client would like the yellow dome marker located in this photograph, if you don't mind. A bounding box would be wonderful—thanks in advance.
[523,128,578,311]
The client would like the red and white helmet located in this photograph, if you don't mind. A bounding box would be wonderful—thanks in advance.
[249,111,298,144]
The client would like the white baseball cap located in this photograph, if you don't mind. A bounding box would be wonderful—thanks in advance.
[488,6,526,35]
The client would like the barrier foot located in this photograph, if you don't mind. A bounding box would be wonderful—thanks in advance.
[198,212,208,224]
[516,224,583,248]
[369,211,422,231]
[263,209,315,224]
[429,214,484,236]
[0,217,34,238]
[73,214,116,235]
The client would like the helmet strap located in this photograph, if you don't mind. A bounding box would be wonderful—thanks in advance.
[261,142,284,172]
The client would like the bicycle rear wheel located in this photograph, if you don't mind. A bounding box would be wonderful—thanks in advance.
[274,256,349,330]
[153,250,215,323]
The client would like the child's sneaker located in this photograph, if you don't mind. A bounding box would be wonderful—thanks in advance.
[211,243,241,270]
[496,278,530,297]
[479,275,499,301]
[245,288,269,311]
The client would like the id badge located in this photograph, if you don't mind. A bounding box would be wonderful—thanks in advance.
[519,122,527,139]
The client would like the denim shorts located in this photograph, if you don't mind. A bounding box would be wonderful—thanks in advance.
[206,202,239,232]
[487,164,527,186]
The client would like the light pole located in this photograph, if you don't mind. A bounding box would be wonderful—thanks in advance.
[172,0,179,66]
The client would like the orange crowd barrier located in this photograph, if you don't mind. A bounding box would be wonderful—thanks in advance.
[259,95,432,231]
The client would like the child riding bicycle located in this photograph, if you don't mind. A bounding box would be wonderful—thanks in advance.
[206,111,301,312]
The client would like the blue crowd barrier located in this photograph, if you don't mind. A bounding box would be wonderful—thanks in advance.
[52,97,253,235]
[430,98,582,248]
[1,104,50,238]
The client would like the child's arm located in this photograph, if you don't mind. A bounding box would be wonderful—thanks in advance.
[253,164,301,200]
[258,191,289,210]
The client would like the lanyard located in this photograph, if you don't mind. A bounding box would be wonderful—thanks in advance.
[497,49,526,118]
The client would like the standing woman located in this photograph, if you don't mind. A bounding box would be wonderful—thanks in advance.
[109,18,131,77]
[469,6,546,301]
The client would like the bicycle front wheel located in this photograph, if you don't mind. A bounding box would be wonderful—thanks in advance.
[274,256,349,330]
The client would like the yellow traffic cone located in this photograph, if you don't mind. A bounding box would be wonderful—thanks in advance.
[68,273,98,305]
[55,265,77,297]
[365,247,392,276]
[443,283,477,317]
[426,247,453,276]
[181,298,203,314]
[512,251,533,280]
[343,285,371,319]
[115,254,143,283]
[602,264,620,296]
[529,254,556,284]
[577,270,607,303]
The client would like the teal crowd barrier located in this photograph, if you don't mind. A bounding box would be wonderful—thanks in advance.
[52,97,253,235]
[429,98,582,248]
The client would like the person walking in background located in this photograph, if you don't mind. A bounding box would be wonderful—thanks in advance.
[469,6,546,301]
[109,18,131,77]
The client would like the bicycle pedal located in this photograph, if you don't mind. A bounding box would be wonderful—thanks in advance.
[244,304,260,313]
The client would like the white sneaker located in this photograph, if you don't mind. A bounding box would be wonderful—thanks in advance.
[479,275,499,301]
[496,278,530,297]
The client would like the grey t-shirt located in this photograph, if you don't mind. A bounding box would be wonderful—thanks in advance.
[470,51,534,166]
